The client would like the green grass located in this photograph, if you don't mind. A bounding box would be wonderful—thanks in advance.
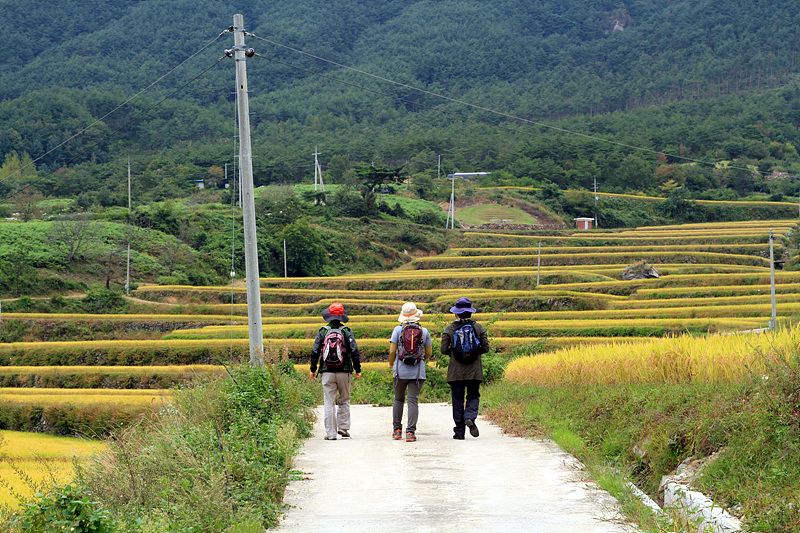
[483,339,800,532]
[455,204,539,225]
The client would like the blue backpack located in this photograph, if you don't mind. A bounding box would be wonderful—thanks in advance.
[452,322,480,364]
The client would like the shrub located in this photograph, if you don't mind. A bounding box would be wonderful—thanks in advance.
[8,483,113,532]
[71,362,317,531]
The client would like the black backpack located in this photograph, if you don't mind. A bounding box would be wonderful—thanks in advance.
[452,322,481,364]
[397,323,424,365]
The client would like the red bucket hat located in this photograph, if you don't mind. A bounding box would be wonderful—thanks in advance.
[322,302,349,323]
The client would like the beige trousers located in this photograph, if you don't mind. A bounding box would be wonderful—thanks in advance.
[322,372,352,439]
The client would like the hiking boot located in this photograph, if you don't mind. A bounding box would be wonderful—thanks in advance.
[324,436,337,440]
[405,431,416,442]
[393,429,402,440]
[453,434,465,440]
[465,419,480,438]
[338,430,350,438]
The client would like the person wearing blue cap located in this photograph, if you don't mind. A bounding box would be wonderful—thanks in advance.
[440,297,490,440]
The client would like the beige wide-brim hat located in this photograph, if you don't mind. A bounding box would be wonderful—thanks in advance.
[398,302,423,323]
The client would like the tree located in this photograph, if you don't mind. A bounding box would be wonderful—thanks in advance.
[614,155,655,192]
[354,165,405,213]
[98,240,127,290]
[0,151,37,184]
[159,235,191,277]
[279,219,327,277]
[327,155,350,182]
[410,172,436,200]
[13,189,43,222]
[47,213,100,263]
[0,246,34,297]
[654,166,686,186]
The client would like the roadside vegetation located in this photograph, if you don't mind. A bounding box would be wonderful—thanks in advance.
[483,327,800,532]
[0,361,318,532]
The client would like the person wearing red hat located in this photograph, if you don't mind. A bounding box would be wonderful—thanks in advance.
[310,303,362,440]
[440,297,490,440]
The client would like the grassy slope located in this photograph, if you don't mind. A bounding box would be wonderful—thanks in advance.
[455,204,539,225]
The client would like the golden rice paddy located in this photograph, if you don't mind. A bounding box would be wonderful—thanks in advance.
[0,430,106,507]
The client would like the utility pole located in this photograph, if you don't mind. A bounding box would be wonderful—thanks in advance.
[536,242,541,286]
[313,147,325,204]
[125,157,131,296]
[769,229,777,329]
[437,155,441,180]
[231,14,264,366]
[446,176,455,229]
[593,176,598,228]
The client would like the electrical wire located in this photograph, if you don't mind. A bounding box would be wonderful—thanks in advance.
[249,32,796,180]
[1,32,228,198]
[250,53,660,173]
[4,55,229,200]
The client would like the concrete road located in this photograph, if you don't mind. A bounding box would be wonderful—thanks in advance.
[276,403,636,532]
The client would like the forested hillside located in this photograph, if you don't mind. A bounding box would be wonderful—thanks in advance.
[2,0,800,215]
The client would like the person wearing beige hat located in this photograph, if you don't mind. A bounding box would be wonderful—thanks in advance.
[388,302,433,442]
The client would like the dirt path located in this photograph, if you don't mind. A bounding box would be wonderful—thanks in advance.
[277,404,636,533]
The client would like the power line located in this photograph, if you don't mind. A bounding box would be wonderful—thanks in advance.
[247,53,684,180]
[0,32,227,198]
[249,32,797,180]
[2,54,228,200]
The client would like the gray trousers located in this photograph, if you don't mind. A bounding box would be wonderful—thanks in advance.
[322,372,351,439]
[393,377,425,432]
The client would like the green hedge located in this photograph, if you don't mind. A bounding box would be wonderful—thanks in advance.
[0,371,199,389]
[0,402,149,437]
[0,343,390,366]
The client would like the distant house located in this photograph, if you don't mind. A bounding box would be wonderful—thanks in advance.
[574,217,594,230]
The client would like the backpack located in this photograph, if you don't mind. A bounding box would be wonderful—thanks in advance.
[321,325,347,367]
[452,322,481,364]
[397,323,424,366]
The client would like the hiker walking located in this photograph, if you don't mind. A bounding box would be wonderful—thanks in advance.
[310,303,362,440]
[388,302,433,442]
[440,297,490,440]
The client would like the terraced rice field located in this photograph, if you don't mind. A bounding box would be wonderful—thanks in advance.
[0,430,105,507]
[0,218,798,437]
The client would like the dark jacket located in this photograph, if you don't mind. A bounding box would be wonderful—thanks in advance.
[310,320,362,374]
[441,318,489,383]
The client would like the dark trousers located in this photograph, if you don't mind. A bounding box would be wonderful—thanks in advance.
[450,380,481,437]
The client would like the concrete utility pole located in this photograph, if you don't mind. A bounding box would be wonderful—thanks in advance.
[313,147,325,204]
[769,229,777,329]
[446,176,455,229]
[232,14,264,366]
[536,242,541,287]
[125,157,131,296]
[593,176,598,228]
